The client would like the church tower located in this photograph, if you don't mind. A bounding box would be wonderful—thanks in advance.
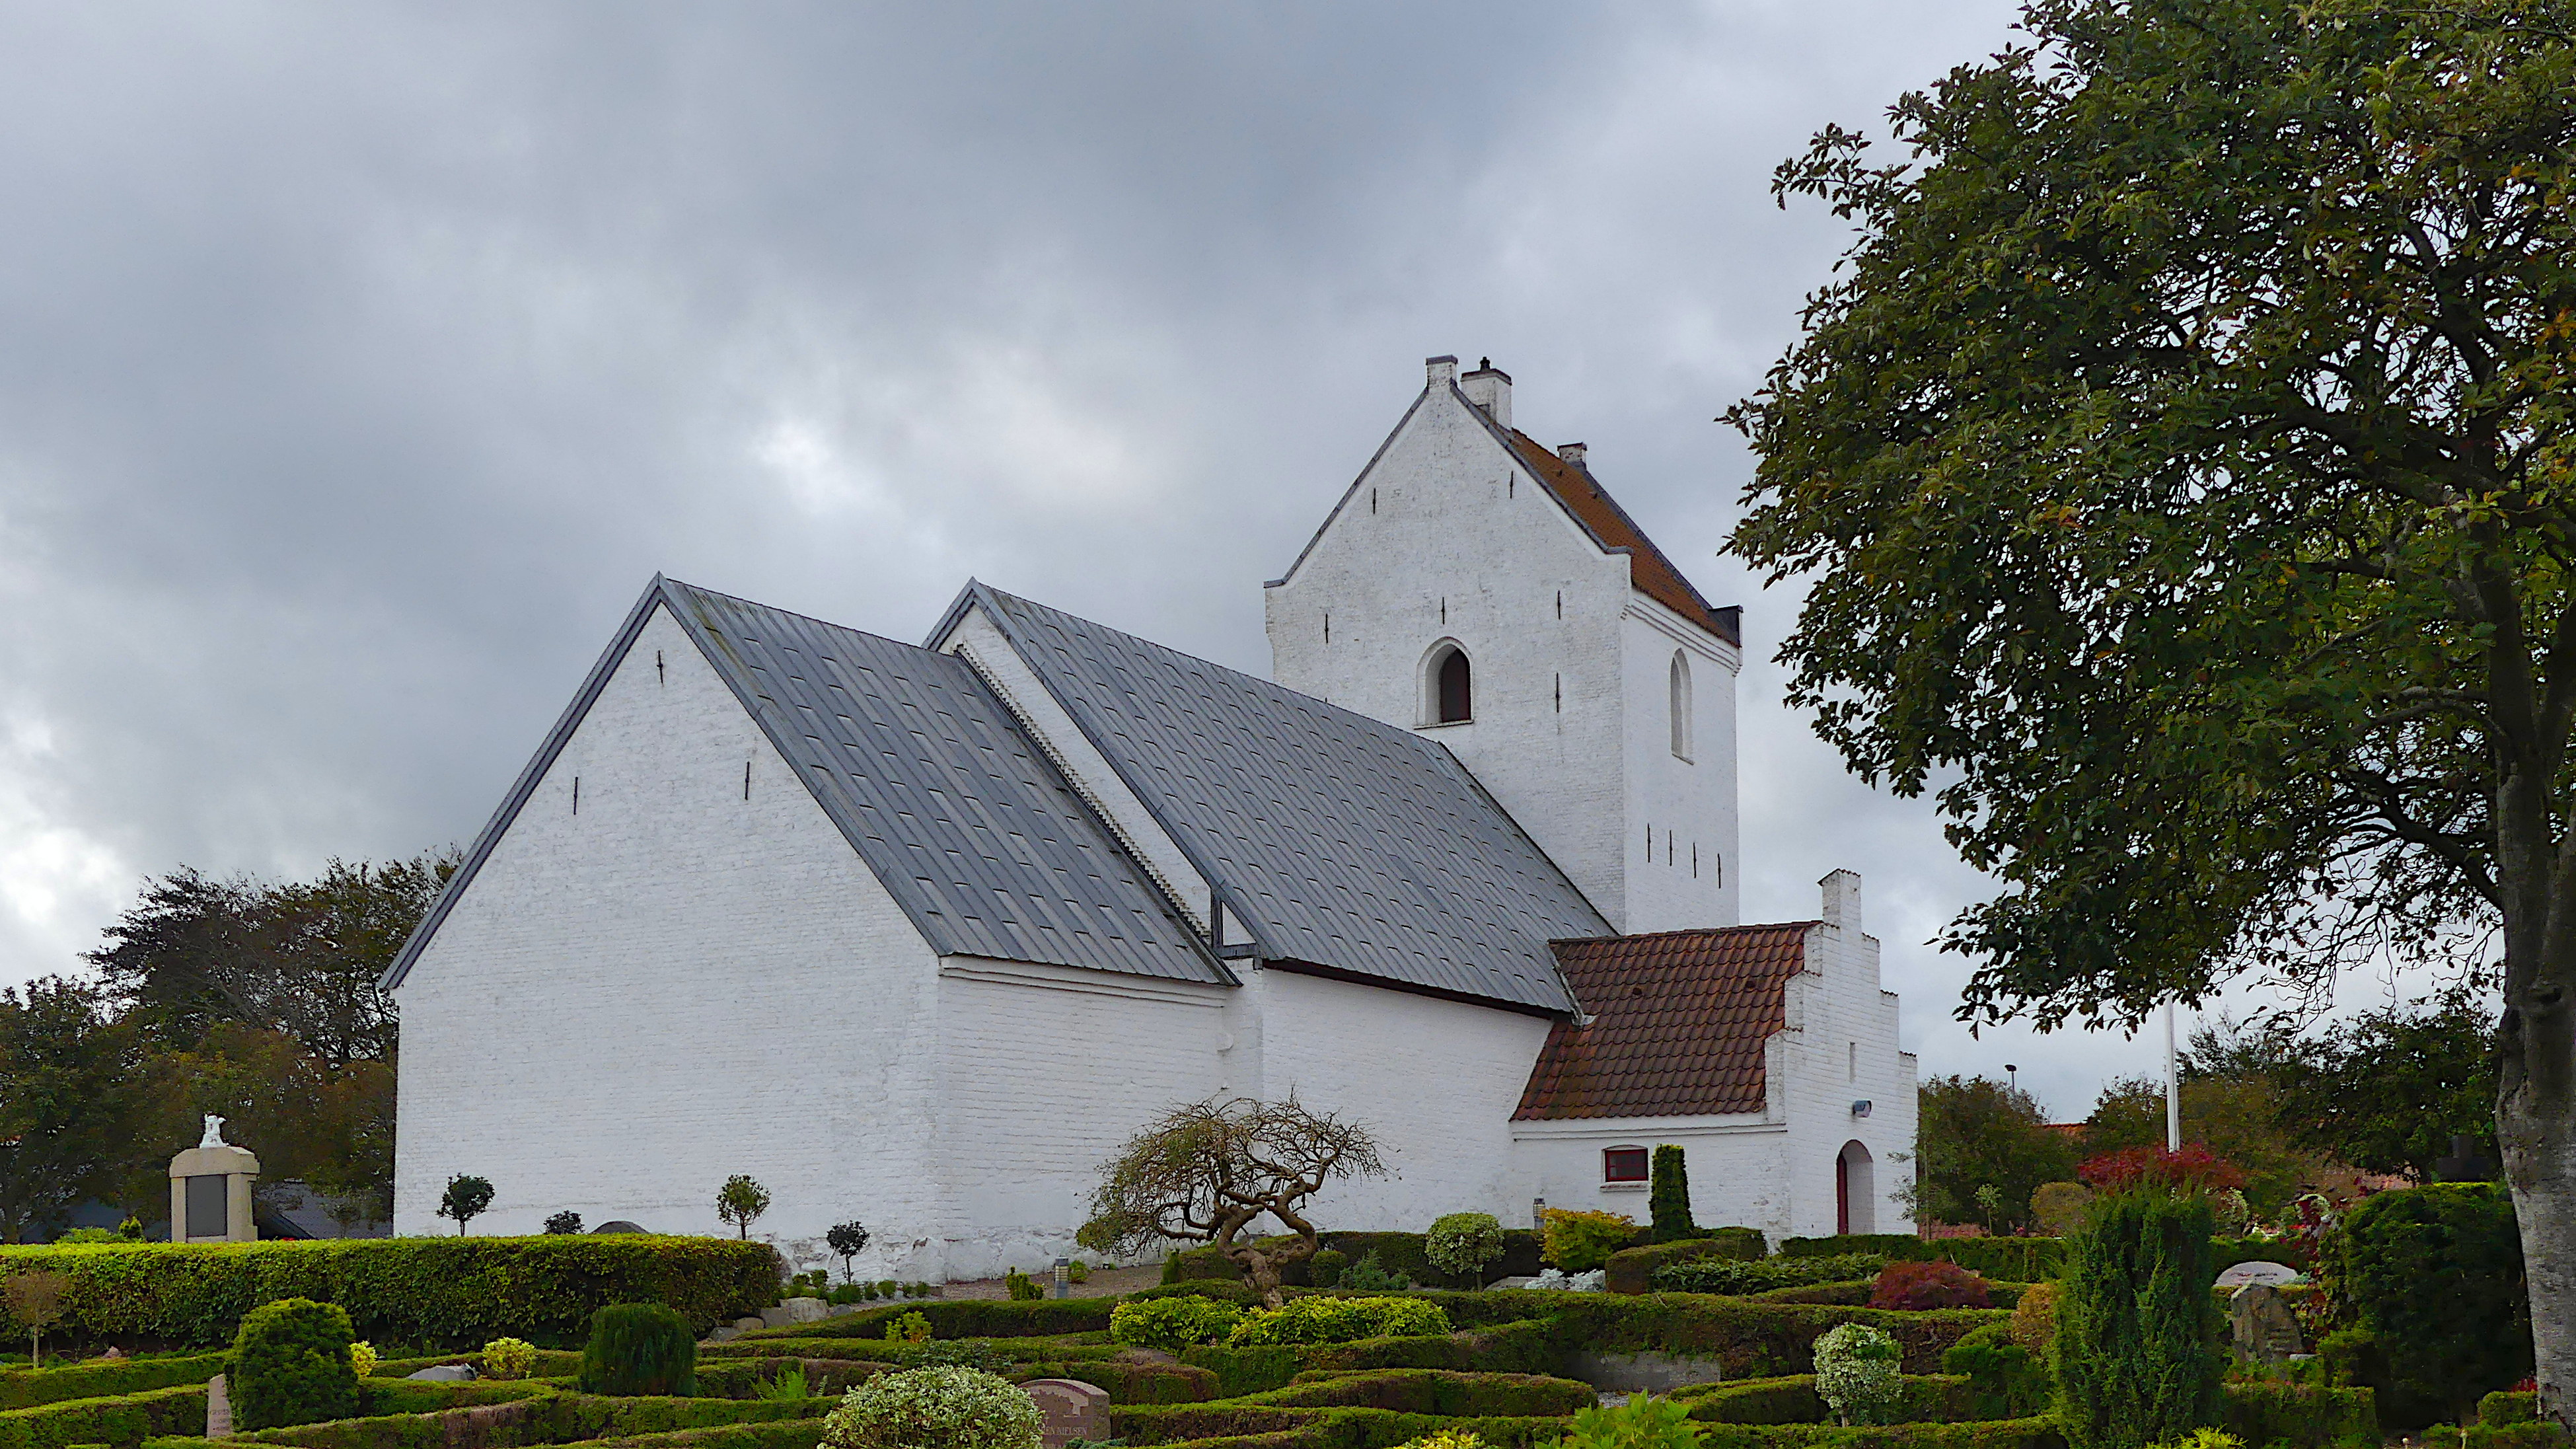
[1265,356,1742,934]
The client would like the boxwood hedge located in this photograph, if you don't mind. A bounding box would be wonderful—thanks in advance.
[0,1355,231,1413]
[0,1238,780,1349]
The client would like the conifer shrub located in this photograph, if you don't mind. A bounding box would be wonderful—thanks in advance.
[2055,1189,2225,1449]
[2318,1182,2529,1432]
[821,1365,1039,1449]
[1648,1146,1697,1242]
[580,1302,698,1396]
[229,1297,360,1431]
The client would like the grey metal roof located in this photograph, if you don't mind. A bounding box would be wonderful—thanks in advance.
[959,583,1602,1015]
[386,577,1225,990]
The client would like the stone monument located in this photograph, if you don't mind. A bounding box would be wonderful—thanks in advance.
[1021,1380,1109,1449]
[2228,1283,2304,1366]
[168,1115,260,1244]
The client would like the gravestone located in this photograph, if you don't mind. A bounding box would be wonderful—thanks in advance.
[2214,1260,2302,1288]
[168,1116,259,1244]
[2229,1284,2304,1365]
[205,1372,233,1438]
[405,1363,477,1382]
[1021,1379,1109,1449]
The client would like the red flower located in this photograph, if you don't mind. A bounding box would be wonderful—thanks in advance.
[2077,1144,2247,1193]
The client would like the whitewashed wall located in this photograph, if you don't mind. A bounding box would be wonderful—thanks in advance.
[1618,600,1742,932]
[392,604,948,1279]
[1772,872,1920,1240]
[1508,1116,1792,1240]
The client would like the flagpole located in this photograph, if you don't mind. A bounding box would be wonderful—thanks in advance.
[2164,1002,2181,1152]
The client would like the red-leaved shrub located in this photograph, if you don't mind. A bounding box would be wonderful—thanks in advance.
[2077,1143,2246,1193]
[1868,1258,1992,1310]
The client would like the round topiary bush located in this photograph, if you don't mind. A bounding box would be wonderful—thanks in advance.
[1868,1258,1992,1310]
[231,1297,360,1431]
[579,1302,697,1396]
[1812,1321,1902,1427]
[821,1366,1041,1449]
[482,1337,538,1381]
[1424,1212,1506,1287]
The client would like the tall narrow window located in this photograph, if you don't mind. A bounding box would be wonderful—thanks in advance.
[1437,648,1473,723]
[1670,651,1694,760]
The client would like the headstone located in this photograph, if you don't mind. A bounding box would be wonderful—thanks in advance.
[705,1327,741,1343]
[758,1300,832,1330]
[1021,1380,1109,1449]
[205,1372,233,1438]
[733,1317,766,1333]
[404,1364,477,1382]
[2229,1284,2304,1366]
[2214,1261,2302,1288]
[592,1221,647,1235]
[168,1118,259,1244]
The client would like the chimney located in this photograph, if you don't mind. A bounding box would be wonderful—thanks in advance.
[1426,355,1459,389]
[1819,870,1862,932]
[1557,442,1587,469]
[1461,357,1512,429]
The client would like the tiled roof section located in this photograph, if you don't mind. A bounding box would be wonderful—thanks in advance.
[969,585,1604,1016]
[663,581,1226,985]
[1502,428,1740,648]
[1514,922,1818,1119]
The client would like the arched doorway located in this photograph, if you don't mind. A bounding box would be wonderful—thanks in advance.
[1837,1140,1875,1235]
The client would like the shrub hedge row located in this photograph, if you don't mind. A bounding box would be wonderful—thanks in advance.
[1771,1235,2312,1282]
[2218,1384,2380,1449]
[1416,1288,2004,1378]
[1222,1370,1596,1416]
[1181,1323,1559,1399]
[141,1389,829,1449]
[1672,1374,1985,1426]
[1161,1234,1547,1289]
[1111,1402,2073,1449]
[731,1299,1113,1343]
[564,1425,828,1449]
[0,1355,231,1412]
[0,1380,207,1449]
[0,1239,781,1349]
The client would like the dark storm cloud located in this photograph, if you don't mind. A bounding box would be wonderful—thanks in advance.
[1,0,2239,1112]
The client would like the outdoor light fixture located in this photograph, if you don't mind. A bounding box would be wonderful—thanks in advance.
[1851,1099,1872,1118]
[1053,1258,1070,1299]
[1532,1197,1546,1230]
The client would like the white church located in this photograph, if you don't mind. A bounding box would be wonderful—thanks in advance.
[386,357,1919,1279]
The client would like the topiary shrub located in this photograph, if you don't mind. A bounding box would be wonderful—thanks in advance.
[2319,1182,2529,1432]
[1425,1212,1506,1288]
[2056,1188,2225,1449]
[348,1341,377,1380]
[821,1365,1039,1449]
[1310,1249,1349,1287]
[1868,1259,1992,1310]
[1226,1296,1451,1346]
[1541,1208,1638,1272]
[1812,1321,1902,1426]
[1648,1146,1697,1243]
[480,1337,538,1380]
[579,1302,697,1396]
[1653,1252,1885,1294]
[2010,1281,2058,1351]
[1111,1296,1245,1353]
[230,1297,359,1431]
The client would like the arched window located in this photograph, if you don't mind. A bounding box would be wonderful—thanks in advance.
[1670,651,1693,760]
[1422,643,1473,724]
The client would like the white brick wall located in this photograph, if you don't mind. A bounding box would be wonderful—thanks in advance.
[394,604,949,1277]
[1265,363,1740,933]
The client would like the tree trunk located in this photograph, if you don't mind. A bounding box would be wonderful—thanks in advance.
[2501,966,2575,1429]
[1241,1253,1286,1310]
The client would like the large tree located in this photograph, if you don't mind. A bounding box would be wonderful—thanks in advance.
[1909,1074,2078,1231]
[1727,0,2576,1418]
[2271,988,2503,1181]
[0,978,151,1242]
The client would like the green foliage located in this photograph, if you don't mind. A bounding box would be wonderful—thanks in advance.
[0,981,152,1246]
[0,1378,210,1449]
[0,1235,777,1348]
[544,1212,583,1236]
[1158,1233,1544,1290]
[2081,1076,2318,1220]
[1935,1240,2064,1283]
[478,1338,536,1381]
[2272,990,2501,1184]
[0,1352,233,1412]
[881,1314,931,1345]
[820,1365,1039,1449]
[2318,1182,2529,1430]
[1908,1078,2077,1232]
[1811,1323,1902,1427]
[1309,1251,1348,1288]
[1111,1297,1245,1355]
[1221,1369,1596,1417]
[1337,1255,1413,1294]
[1940,1325,2049,1419]
[1226,1297,1452,1346]
[579,1303,698,1397]
[1777,1236,1929,1262]
[2055,1191,2225,1449]
[1652,1254,1886,1296]
[2030,1185,2092,1238]
[716,1179,770,1241]
[230,1297,359,1431]
[752,1365,810,1403]
[1002,1270,1041,1303]
[1646,1149,1695,1244]
[346,1343,376,1380]
[1557,1392,1699,1449]
[1538,1211,1637,1273]
[433,1177,491,1236]
[2218,1383,2380,1449]
[1424,1217,1505,1288]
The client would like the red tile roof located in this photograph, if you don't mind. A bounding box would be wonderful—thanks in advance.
[1514,922,1817,1120]
[1503,429,1740,647]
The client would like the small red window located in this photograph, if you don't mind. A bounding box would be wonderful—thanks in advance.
[1603,1146,1649,1183]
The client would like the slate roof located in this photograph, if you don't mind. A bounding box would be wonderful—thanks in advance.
[959,583,1604,1016]
[1497,427,1742,648]
[385,577,1224,990]
[1514,923,1818,1119]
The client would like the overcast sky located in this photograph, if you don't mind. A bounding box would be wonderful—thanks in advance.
[0,2,2438,1121]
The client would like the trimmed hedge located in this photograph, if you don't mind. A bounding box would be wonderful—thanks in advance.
[0,1239,780,1349]
[141,1389,828,1449]
[0,1356,230,1413]
[0,1381,207,1449]
[371,1351,583,1381]
[733,1300,1113,1343]
[1672,1375,1985,1426]
[1780,1236,1931,1262]
[1224,1370,1594,1416]
[1773,1235,2302,1284]
[1161,1234,1547,1290]
[1182,1322,1559,1399]
[2219,1383,2378,1449]
[1111,1403,2069,1449]
[691,1360,889,1401]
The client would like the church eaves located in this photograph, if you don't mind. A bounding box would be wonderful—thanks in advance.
[950,583,1603,1017]
[383,577,1226,991]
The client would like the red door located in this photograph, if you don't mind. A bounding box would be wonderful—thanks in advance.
[1836,1152,1851,1235]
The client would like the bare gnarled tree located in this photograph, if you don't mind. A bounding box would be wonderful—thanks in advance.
[1076,1096,1383,1307]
